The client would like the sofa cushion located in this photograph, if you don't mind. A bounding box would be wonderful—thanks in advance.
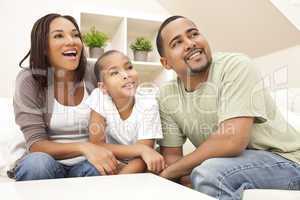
[0,97,25,177]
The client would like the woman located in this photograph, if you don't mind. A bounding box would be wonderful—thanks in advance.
[13,13,118,181]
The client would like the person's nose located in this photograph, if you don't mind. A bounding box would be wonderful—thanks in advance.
[65,35,75,46]
[184,37,196,52]
[120,70,129,80]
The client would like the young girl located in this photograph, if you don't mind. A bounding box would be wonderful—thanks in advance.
[85,50,165,175]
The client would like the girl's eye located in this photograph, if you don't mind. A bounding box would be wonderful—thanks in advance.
[110,71,119,76]
[54,34,63,39]
[127,65,133,70]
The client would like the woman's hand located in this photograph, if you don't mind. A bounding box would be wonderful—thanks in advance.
[80,142,118,175]
[136,144,166,174]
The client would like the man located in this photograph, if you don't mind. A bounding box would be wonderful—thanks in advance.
[156,15,300,200]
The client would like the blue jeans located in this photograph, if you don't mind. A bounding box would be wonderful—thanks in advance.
[190,150,300,200]
[15,152,100,181]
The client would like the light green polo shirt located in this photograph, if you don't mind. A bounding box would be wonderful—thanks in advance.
[158,52,300,164]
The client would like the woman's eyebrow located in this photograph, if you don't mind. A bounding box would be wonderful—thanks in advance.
[50,29,63,34]
[50,29,78,34]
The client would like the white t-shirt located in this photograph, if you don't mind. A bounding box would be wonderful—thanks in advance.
[85,88,163,145]
[49,86,90,166]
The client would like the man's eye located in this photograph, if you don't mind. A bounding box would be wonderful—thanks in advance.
[172,40,182,48]
[191,32,200,38]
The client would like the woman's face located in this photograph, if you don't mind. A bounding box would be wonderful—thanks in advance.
[47,17,83,71]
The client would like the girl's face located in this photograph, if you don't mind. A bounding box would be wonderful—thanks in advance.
[100,52,139,99]
[48,17,83,71]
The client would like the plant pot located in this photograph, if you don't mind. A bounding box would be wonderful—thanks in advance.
[89,47,104,58]
[133,51,148,61]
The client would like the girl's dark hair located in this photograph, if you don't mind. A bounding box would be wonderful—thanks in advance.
[19,13,86,91]
[94,50,120,82]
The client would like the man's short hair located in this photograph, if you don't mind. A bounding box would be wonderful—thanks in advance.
[94,50,120,82]
[156,15,185,57]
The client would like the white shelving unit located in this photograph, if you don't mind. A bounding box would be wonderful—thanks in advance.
[78,12,175,86]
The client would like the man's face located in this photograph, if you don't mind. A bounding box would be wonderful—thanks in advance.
[160,18,212,76]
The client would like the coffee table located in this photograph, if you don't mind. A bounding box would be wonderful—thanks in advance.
[243,189,300,200]
[0,173,216,200]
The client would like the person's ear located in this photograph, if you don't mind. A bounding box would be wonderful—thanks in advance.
[98,82,108,94]
[160,57,172,70]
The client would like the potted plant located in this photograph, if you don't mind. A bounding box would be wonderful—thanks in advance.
[130,37,153,61]
[83,26,108,58]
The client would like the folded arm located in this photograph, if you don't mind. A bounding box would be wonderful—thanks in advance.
[89,110,165,174]
[160,117,254,180]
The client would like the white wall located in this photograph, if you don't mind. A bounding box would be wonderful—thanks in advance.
[2,0,299,97]
[158,0,300,58]
[0,0,169,97]
[270,0,300,31]
[254,45,300,89]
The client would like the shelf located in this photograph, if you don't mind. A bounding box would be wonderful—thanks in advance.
[87,58,162,73]
[80,13,123,37]
[127,18,161,62]
[87,58,97,63]
[127,18,161,38]
[81,13,127,53]
[132,61,161,67]
[80,12,174,86]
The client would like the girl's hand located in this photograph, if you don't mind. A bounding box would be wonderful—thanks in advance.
[81,142,118,175]
[138,144,166,174]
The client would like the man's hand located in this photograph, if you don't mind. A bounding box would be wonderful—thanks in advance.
[159,164,189,180]
[137,144,166,174]
[159,146,183,180]
[81,142,118,175]
[179,175,192,188]
[160,117,254,180]
[159,167,173,180]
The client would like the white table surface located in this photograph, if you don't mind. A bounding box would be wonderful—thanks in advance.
[0,173,216,200]
[243,189,300,200]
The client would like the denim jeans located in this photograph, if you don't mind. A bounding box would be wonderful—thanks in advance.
[15,152,100,181]
[190,150,300,200]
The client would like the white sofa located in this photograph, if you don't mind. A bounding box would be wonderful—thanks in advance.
[0,98,25,182]
[1,88,300,199]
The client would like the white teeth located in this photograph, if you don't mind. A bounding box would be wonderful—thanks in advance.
[64,50,76,54]
[189,52,201,60]
[123,83,134,88]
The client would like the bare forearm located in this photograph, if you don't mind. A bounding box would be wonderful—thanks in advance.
[164,135,246,178]
[160,118,253,180]
[30,140,86,159]
[100,143,142,160]
[118,158,146,174]
[161,150,182,166]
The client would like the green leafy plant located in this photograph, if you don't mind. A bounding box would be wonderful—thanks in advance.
[83,26,108,48]
[130,37,153,52]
